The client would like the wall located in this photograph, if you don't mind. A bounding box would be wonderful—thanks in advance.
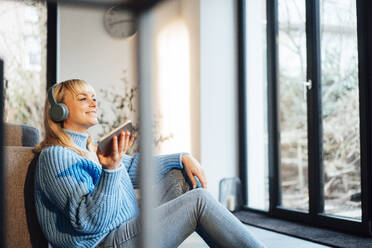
[200,0,239,199]
[245,0,268,209]
[182,0,201,162]
[58,4,138,139]
[59,1,200,155]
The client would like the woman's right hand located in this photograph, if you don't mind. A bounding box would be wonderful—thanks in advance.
[97,131,135,170]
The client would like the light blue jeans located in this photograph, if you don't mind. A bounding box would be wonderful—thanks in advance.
[97,170,265,248]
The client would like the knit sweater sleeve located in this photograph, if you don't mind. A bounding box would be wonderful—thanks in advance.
[122,152,186,188]
[37,146,125,234]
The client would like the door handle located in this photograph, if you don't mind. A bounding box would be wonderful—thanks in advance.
[303,80,312,100]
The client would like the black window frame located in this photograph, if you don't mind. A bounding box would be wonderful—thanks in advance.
[47,2,58,89]
[239,0,372,236]
[0,58,5,248]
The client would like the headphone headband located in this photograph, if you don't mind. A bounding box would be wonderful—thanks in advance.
[48,86,57,105]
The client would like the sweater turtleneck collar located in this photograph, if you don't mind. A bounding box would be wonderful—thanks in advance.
[63,129,89,150]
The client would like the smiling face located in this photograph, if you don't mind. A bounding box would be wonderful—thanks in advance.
[62,84,98,133]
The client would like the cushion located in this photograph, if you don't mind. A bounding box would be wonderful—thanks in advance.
[4,123,40,147]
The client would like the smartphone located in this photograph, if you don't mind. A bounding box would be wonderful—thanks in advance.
[98,120,134,155]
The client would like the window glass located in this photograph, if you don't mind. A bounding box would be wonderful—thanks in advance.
[0,1,47,137]
[278,0,309,211]
[320,0,361,220]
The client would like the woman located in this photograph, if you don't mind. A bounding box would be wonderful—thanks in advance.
[33,79,265,248]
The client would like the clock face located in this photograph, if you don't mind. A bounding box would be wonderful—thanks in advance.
[103,7,137,39]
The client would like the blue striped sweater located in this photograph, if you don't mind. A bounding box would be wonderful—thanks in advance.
[34,129,184,248]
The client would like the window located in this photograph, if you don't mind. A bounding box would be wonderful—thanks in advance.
[241,0,371,235]
[155,19,191,154]
[0,0,47,136]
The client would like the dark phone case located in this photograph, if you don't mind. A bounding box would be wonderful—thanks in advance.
[98,122,134,155]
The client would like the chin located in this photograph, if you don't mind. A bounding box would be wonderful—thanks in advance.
[90,121,98,126]
[86,120,98,128]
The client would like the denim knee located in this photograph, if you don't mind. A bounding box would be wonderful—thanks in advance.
[188,188,214,206]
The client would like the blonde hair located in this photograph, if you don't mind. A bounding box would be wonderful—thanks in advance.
[33,79,96,157]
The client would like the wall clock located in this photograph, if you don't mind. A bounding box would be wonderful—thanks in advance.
[103,6,137,39]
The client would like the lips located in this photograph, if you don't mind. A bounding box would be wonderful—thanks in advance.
[86,110,97,115]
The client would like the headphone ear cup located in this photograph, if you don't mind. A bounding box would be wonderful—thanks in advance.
[50,103,69,122]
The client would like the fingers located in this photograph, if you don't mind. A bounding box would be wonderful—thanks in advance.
[117,130,134,155]
[97,152,108,166]
[197,170,208,189]
[110,130,135,158]
[186,169,197,189]
[191,168,208,189]
[121,131,127,152]
[112,135,118,155]
[128,133,135,148]
[118,131,125,154]
[123,131,135,154]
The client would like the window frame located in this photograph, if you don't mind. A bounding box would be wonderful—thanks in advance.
[0,58,4,247]
[47,2,57,88]
[239,0,372,236]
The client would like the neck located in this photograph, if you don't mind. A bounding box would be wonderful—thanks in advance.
[63,128,89,150]
[63,125,88,134]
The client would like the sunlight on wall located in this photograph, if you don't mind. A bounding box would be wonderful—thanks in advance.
[156,19,191,154]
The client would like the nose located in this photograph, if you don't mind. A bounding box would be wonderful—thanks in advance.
[89,98,97,107]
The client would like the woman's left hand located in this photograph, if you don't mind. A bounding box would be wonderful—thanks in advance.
[182,154,208,189]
